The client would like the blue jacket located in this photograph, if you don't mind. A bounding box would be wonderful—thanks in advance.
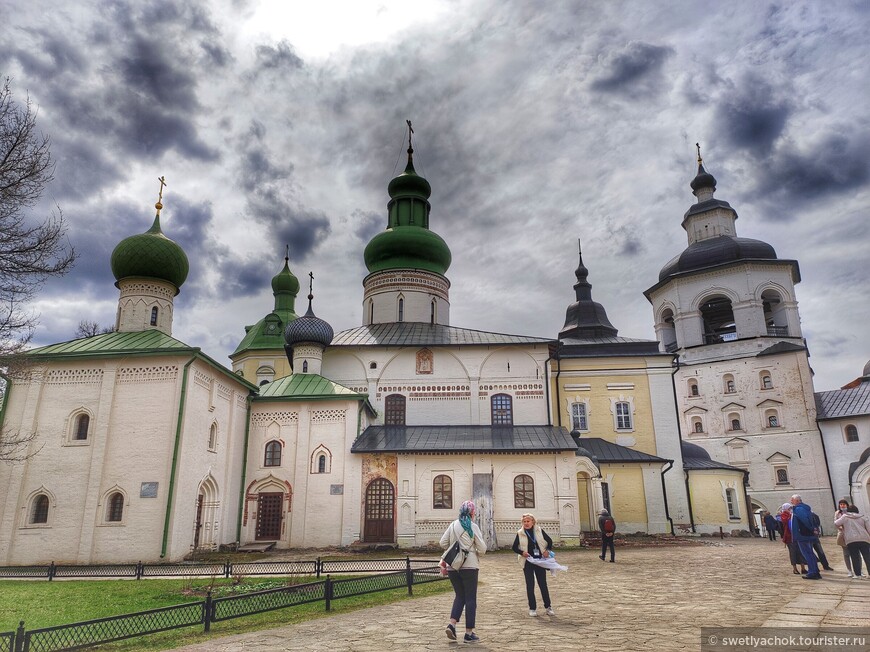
[791,503,819,542]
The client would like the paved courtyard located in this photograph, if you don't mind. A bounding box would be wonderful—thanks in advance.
[176,536,869,651]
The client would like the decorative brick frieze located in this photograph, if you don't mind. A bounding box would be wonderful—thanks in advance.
[311,409,346,423]
[251,411,299,426]
[44,369,104,385]
[116,366,178,384]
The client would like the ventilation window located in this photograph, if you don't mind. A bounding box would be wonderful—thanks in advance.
[150,306,159,326]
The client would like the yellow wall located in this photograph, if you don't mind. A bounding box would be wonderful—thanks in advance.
[600,464,648,525]
[550,355,663,456]
[687,470,749,530]
[233,350,292,386]
[577,472,593,531]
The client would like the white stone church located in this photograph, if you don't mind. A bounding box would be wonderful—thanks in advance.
[0,142,840,564]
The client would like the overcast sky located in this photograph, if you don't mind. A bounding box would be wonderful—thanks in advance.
[2,0,868,391]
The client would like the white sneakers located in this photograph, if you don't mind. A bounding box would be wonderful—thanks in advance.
[847,571,853,578]
[545,607,556,616]
[529,610,537,617]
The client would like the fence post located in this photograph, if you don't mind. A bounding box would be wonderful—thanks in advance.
[203,591,212,633]
[406,556,413,596]
[224,561,231,579]
[14,621,24,652]
[325,575,332,611]
[136,561,143,580]
[316,556,321,578]
[719,526,724,540]
[48,562,55,581]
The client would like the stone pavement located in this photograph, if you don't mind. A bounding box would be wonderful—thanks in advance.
[175,537,869,651]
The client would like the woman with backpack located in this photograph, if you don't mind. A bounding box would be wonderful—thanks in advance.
[439,500,486,643]
[599,509,616,562]
[512,513,556,617]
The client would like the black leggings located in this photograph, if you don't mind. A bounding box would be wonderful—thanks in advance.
[523,562,551,610]
[847,541,870,577]
[448,568,479,629]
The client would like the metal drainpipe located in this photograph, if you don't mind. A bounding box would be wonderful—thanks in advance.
[669,353,694,532]
[235,393,254,545]
[554,346,563,429]
[660,460,675,534]
[161,355,197,559]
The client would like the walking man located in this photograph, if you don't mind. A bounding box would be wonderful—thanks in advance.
[791,495,822,580]
[763,511,778,541]
[598,509,616,563]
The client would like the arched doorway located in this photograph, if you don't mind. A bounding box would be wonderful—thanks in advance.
[194,475,220,550]
[256,492,283,540]
[364,478,395,543]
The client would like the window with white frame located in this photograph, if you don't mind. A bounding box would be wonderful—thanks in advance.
[760,372,773,390]
[723,374,736,394]
[208,423,217,451]
[615,402,632,430]
[691,417,704,433]
[725,488,739,519]
[433,474,452,509]
[728,413,742,431]
[571,402,588,431]
[765,410,780,428]
[310,446,332,474]
[775,467,789,485]
[688,379,700,397]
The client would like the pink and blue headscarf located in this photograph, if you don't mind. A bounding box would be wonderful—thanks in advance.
[458,500,475,539]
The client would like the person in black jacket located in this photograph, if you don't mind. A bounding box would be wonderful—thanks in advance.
[511,513,555,617]
[599,509,616,562]
[810,512,834,571]
[763,512,778,541]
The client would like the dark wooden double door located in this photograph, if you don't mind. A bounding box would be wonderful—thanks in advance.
[363,478,395,543]
[256,492,283,540]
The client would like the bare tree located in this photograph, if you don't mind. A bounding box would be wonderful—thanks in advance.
[0,77,76,358]
[1,78,75,462]
[75,320,114,338]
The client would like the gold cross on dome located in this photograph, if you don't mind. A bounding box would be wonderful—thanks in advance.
[155,176,167,215]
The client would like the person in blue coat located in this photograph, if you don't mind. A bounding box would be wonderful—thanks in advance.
[790,494,822,580]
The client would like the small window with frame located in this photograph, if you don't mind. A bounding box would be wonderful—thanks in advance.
[513,474,535,508]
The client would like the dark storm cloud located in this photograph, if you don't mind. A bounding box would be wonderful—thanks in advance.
[5,30,85,78]
[714,75,792,155]
[118,36,201,111]
[590,41,674,96]
[760,131,870,206]
[254,41,304,70]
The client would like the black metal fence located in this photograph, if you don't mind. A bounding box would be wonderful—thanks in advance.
[0,557,437,581]
[5,559,445,652]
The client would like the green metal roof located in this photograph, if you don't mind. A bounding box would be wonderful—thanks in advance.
[23,330,258,391]
[27,330,192,357]
[231,309,297,356]
[256,373,367,400]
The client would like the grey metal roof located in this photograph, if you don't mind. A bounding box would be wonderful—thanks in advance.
[350,425,576,453]
[558,336,665,358]
[757,341,807,357]
[574,437,669,463]
[332,323,553,347]
[815,382,870,420]
[682,457,747,472]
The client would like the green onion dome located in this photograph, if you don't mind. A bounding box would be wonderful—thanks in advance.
[363,156,451,276]
[271,257,300,295]
[111,214,189,292]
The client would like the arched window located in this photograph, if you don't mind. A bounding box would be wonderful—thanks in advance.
[688,379,699,397]
[385,394,406,425]
[491,394,513,425]
[208,423,217,451]
[730,418,742,431]
[369,300,374,325]
[766,411,780,428]
[107,492,124,522]
[845,425,859,443]
[514,474,535,508]
[31,495,49,524]
[762,289,788,335]
[723,374,736,394]
[760,373,773,390]
[660,308,677,352]
[615,401,632,430]
[398,297,404,322]
[150,306,159,326]
[264,441,282,467]
[700,295,737,343]
[74,414,90,441]
[318,454,327,473]
[433,474,452,509]
[302,361,308,373]
[775,468,789,485]
[725,488,738,519]
[692,418,704,433]
[430,299,437,325]
[571,403,588,431]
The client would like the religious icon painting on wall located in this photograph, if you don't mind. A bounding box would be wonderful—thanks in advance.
[416,348,433,375]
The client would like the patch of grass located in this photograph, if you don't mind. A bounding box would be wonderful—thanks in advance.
[0,576,451,651]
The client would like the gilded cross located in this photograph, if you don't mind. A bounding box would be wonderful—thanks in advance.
[155,175,167,216]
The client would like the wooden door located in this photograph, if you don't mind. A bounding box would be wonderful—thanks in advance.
[193,495,204,548]
[256,492,283,540]
[363,478,394,542]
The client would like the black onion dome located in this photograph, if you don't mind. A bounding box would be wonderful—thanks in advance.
[284,297,334,347]
[658,235,778,281]
[690,162,717,192]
